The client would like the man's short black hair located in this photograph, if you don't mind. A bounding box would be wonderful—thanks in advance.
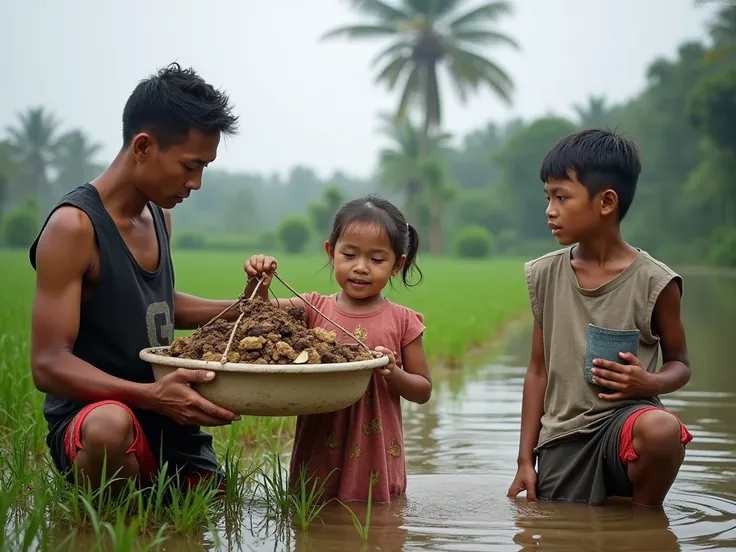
[122,62,239,149]
[539,128,642,220]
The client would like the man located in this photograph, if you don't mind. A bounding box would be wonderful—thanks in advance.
[29,62,261,492]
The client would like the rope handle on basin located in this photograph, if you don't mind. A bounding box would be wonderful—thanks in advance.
[270,271,372,354]
[191,270,373,364]
[219,275,264,364]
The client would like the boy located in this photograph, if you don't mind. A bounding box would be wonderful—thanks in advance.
[507,129,693,507]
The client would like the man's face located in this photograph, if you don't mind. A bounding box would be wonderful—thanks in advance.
[131,128,220,209]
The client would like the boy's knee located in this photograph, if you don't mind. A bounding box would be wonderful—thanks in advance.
[632,410,683,459]
[79,404,135,458]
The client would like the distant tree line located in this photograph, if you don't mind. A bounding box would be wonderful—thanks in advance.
[0,3,733,266]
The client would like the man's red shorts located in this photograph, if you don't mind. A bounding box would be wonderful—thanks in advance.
[64,400,224,491]
[618,405,693,464]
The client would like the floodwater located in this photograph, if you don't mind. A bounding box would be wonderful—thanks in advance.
[79,272,736,550]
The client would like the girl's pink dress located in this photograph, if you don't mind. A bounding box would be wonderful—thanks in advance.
[289,292,426,503]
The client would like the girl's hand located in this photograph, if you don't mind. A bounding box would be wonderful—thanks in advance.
[244,254,277,287]
[373,346,400,378]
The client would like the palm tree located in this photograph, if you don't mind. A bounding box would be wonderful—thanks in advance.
[418,154,458,254]
[572,95,610,129]
[53,130,103,194]
[321,0,518,135]
[5,107,60,201]
[377,114,455,252]
[0,140,24,211]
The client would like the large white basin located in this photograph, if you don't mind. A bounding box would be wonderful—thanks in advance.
[139,346,388,417]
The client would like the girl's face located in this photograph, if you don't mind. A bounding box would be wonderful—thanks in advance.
[325,222,405,301]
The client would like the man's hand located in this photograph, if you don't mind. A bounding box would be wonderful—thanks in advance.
[373,346,399,379]
[149,368,241,427]
[507,462,538,502]
[244,255,278,287]
[592,352,659,400]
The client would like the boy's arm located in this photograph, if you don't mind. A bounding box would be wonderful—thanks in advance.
[507,319,547,501]
[650,279,691,394]
[517,320,548,466]
[592,279,690,399]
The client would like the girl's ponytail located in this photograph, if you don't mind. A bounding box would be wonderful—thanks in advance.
[402,222,423,287]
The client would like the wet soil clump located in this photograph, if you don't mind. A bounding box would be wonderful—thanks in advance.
[157,298,373,365]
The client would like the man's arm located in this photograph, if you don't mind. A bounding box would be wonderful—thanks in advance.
[30,207,154,407]
[31,207,240,426]
[651,279,691,394]
[161,209,246,329]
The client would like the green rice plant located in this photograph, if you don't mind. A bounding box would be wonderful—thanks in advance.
[289,464,336,532]
[339,476,373,542]
[253,453,293,522]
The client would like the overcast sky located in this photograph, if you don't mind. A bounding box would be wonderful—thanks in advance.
[0,0,720,180]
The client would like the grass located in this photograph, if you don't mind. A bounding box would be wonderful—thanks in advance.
[0,248,529,550]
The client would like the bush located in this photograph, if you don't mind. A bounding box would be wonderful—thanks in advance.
[3,205,40,248]
[454,225,495,259]
[709,226,736,267]
[174,231,279,252]
[496,228,519,254]
[277,215,311,254]
[174,232,206,250]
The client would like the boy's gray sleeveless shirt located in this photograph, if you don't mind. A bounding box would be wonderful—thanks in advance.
[524,247,683,450]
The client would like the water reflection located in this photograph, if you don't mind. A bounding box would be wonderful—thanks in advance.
[63,274,736,550]
[297,272,734,551]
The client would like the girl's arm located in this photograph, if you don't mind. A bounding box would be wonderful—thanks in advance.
[375,336,432,404]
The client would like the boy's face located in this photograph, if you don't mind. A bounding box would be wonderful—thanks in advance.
[544,172,611,246]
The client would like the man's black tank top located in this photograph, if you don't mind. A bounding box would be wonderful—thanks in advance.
[29,183,219,477]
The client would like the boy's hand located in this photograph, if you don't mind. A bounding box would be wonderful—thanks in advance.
[592,352,659,400]
[373,346,399,378]
[244,255,277,287]
[507,463,537,502]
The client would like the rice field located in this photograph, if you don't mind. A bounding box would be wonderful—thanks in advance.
[0,249,530,550]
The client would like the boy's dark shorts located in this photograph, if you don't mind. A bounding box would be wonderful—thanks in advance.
[536,405,693,506]
[48,400,224,491]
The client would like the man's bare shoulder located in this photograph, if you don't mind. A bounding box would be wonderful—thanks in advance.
[43,206,94,241]
[35,206,96,268]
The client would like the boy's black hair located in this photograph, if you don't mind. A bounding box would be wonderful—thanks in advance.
[122,62,239,150]
[327,194,422,288]
[539,128,642,220]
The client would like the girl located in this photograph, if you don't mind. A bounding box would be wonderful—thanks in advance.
[244,194,432,503]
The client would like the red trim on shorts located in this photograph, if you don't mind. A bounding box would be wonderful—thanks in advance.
[618,406,694,464]
[185,472,227,493]
[64,400,159,485]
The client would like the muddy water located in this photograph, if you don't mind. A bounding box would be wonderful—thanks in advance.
[76,272,736,551]
[164,271,732,552]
